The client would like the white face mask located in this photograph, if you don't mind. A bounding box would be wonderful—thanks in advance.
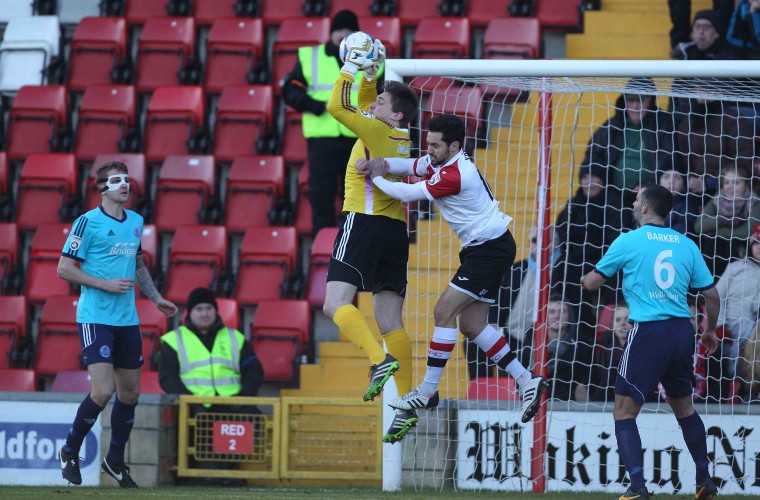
[105,174,129,192]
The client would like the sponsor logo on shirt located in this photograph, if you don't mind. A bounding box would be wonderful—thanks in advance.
[109,242,139,256]
[396,143,410,155]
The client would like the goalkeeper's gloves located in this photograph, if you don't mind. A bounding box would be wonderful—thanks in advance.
[341,37,374,78]
[364,39,386,82]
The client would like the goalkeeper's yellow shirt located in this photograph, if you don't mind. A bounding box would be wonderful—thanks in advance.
[327,73,412,223]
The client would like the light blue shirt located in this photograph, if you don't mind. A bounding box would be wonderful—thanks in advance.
[595,224,714,322]
[61,207,143,326]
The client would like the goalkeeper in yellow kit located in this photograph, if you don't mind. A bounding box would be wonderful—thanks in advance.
[323,33,421,443]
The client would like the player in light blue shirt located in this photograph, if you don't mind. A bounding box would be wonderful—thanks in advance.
[582,184,720,500]
[57,161,178,489]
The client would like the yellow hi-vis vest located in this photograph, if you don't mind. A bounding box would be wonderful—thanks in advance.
[161,326,244,397]
[298,44,359,139]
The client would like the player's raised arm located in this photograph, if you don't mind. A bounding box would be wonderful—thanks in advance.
[581,269,608,292]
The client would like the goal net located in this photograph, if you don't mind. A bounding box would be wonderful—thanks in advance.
[382,59,760,496]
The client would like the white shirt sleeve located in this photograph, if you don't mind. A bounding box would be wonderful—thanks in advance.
[384,157,417,176]
[372,176,430,202]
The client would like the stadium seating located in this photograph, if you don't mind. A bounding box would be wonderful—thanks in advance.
[136,17,196,93]
[164,225,227,305]
[35,295,82,378]
[250,299,311,382]
[6,85,68,161]
[204,18,265,93]
[235,226,297,305]
[0,295,26,368]
[398,0,445,26]
[125,0,173,26]
[305,227,338,307]
[25,223,74,304]
[136,297,170,370]
[0,16,61,95]
[293,163,311,235]
[329,0,375,17]
[153,154,216,232]
[359,17,402,58]
[270,17,330,91]
[483,17,541,59]
[15,154,77,231]
[280,109,307,167]
[536,0,582,31]
[466,377,519,400]
[425,85,483,138]
[68,17,128,92]
[213,85,274,161]
[411,17,471,59]
[140,224,159,271]
[144,86,205,163]
[467,0,511,28]
[0,368,36,391]
[0,0,34,26]
[57,0,103,27]
[75,84,137,161]
[0,222,19,294]
[192,0,237,25]
[140,370,164,394]
[85,153,146,211]
[259,0,310,27]
[224,155,285,233]
[217,297,240,330]
[0,152,8,216]
[51,370,91,392]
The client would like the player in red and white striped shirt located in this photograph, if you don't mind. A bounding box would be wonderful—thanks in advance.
[358,114,548,443]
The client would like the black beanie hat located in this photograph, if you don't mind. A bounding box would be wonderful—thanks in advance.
[330,9,359,33]
[693,9,721,33]
[187,287,218,312]
[579,164,606,183]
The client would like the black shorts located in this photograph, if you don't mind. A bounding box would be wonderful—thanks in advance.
[327,212,409,295]
[450,229,516,303]
[78,323,144,369]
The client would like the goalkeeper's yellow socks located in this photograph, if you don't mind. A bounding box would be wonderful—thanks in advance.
[384,328,412,395]
[333,304,386,365]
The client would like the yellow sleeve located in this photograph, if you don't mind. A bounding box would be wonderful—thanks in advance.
[358,74,377,110]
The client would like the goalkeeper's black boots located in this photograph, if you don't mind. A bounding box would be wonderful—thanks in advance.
[101,457,139,489]
[363,354,400,402]
[59,446,82,485]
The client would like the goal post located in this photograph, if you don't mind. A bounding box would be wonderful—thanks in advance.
[382,58,760,496]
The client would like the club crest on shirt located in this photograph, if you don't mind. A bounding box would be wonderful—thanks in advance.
[69,235,82,250]
[360,109,373,119]
[134,227,142,238]
[429,172,442,185]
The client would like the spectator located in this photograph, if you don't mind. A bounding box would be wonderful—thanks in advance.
[520,297,592,402]
[695,164,760,275]
[659,167,702,235]
[726,0,760,58]
[282,10,374,235]
[590,304,632,402]
[553,165,622,338]
[581,77,674,223]
[672,9,739,59]
[715,223,760,401]
[670,1,735,49]
[157,287,263,406]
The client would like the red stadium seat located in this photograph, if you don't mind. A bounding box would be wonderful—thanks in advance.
[153,155,216,233]
[224,155,285,233]
[536,0,582,31]
[68,17,128,92]
[136,17,195,93]
[467,377,519,400]
[398,0,443,26]
[293,163,312,236]
[140,370,164,394]
[281,109,307,167]
[329,0,375,17]
[0,222,19,295]
[251,299,311,381]
[0,369,36,391]
[136,297,169,370]
[0,295,26,368]
[204,18,265,94]
[213,85,274,161]
[25,223,74,305]
[51,370,91,392]
[217,298,240,330]
[425,85,483,139]
[15,154,77,231]
[412,17,470,59]
[259,0,309,27]
[75,85,136,161]
[596,303,616,339]
[483,17,540,59]
[35,295,82,378]
[305,227,338,307]
[467,0,510,28]
[164,225,227,305]
[0,151,7,198]
[6,85,68,161]
[144,86,205,163]
[235,226,297,306]
[271,18,330,91]
[85,153,146,211]
[193,0,237,25]
[140,224,158,271]
[125,0,171,26]
[359,17,402,58]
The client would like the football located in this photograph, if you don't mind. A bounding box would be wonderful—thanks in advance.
[339,31,375,68]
